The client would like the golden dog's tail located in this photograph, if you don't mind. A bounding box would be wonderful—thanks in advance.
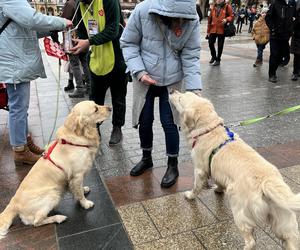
[262,178,300,212]
[0,201,17,239]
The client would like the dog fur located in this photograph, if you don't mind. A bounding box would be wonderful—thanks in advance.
[0,101,111,238]
[169,91,300,250]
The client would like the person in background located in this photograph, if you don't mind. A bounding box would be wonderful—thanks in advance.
[196,3,203,23]
[291,0,300,81]
[207,0,234,66]
[251,7,270,67]
[61,0,90,98]
[120,0,202,188]
[71,0,128,146]
[0,0,72,165]
[248,5,256,33]
[265,0,296,83]
[236,5,247,33]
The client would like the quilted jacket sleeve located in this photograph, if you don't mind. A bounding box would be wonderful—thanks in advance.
[2,0,66,31]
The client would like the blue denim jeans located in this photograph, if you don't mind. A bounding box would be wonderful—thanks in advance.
[139,85,179,157]
[6,82,30,147]
[256,44,266,61]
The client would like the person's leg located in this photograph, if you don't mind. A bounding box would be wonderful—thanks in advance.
[6,82,40,165]
[292,54,300,81]
[159,87,179,188]
[214,34,225,65]
[269,39,281,81]
[130,86,156,176]
[254,44,265,67]
[108,69,128,145]
[68,54,85,98]
[79,52,91,95]
[89,71,109,105]
[208,33,217,63]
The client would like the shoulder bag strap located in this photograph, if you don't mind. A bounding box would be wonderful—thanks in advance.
[0,18,12,35]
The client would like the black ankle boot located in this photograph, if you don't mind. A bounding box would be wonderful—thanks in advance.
[161,157,179,188]
[109,126,122,146]
[64,79,74,91]
[130,151,153,176]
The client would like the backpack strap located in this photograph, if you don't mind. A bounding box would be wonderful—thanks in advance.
[0,18,12,35]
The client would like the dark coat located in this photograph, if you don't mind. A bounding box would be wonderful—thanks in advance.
[291,1,300,54]
[265,0,296,40]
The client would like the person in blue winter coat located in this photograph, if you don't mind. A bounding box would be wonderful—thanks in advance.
[0,0,72,166]
[120,0,202,188]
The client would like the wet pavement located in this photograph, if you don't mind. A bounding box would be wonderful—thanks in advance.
[0,22,300,249]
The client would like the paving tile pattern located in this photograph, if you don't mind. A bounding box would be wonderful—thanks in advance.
[119,166,300,250]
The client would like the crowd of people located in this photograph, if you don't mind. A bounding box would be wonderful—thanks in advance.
[0,0,300,189]
[206,0,299,83]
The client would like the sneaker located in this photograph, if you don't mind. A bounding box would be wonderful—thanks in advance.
[291,74,298,81]
[27,135,44,155]
[14,145,41,166]
[209,58,216,64]
[64,80,74,92]
[211,60,220,66]
[268,76,278,83]
[68,88,85,98]
[109,126,122,146]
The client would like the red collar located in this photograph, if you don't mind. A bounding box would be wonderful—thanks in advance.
[43,139,91,172]
[192,122,223,149]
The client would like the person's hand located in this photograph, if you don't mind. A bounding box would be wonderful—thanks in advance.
[188,89,202,96]
[70,39,90,55]
[141,74,157,85]
[222,19,227,24]
[65,19,73,28]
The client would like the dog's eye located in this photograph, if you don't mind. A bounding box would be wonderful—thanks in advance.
[95,107,98,113]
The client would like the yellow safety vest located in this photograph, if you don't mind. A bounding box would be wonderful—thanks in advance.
[80,0,115,76]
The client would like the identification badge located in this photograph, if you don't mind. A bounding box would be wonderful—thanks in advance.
[88,19,98,36]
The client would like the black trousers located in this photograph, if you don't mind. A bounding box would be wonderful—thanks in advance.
[269,38,290,77]
[208,33,225,61]
[90,68,128,127]
[293,54,300,75]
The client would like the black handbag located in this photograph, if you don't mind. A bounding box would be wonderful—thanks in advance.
[224,22,236,37]
[224,5,236,37]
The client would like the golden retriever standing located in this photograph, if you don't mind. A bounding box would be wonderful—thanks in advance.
[169,91,300,250]
[0,101,111,238]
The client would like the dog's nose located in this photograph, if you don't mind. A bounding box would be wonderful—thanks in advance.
[107,106,112,112]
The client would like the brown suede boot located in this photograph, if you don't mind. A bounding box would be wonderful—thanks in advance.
[13,145,41,166]
[27,135,44,155]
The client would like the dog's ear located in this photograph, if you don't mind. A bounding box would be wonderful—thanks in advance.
[64,112,86,136]
[183,109,196,129]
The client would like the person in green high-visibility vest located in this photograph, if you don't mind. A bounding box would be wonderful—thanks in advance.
[71,0,128,146]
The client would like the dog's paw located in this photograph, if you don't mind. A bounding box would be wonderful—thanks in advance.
[184,191,196,200]
[83,186,90,194]
[80,199,94,209]
[55,215,67,224]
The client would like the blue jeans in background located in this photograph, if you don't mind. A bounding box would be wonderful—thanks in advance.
[139,85,179,157]
[256,43,266,61]
[6,82,30,147]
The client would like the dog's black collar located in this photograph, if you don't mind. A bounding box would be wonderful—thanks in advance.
[208,126,235,175]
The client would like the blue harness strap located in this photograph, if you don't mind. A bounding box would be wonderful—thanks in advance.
[208,126,235,174]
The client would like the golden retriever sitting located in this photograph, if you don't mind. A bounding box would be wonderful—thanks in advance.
[0,101,111,238]
[169,91,300,250]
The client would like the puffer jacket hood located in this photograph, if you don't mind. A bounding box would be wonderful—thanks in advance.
[149,0,198,20]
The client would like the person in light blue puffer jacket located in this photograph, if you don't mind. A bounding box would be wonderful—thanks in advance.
[0,0,72,166]
[120,0,202,188]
